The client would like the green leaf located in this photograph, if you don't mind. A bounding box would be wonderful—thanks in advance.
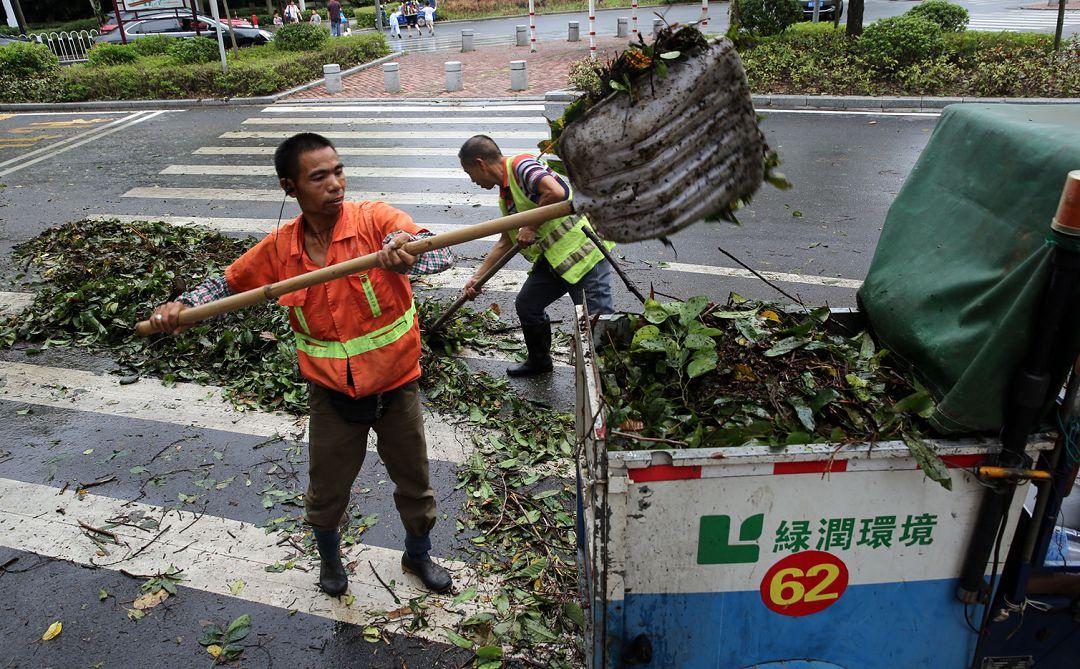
[511,557,548,580]
[443,629,474,649]
[683,333,716,350]
[809,388,841,413]
[198,624,223,646]
[563,601,585,628]
[98,588,108,601]
[475,645,503,660]
[687,349,718,379]
[643,299,669,324]
[678,296,709,324]
[452,585,477,605]
[764,336,811,357]
[903,434,952,491]
[660,50,681,59]
[224,614,252,643]
[609,79,627,91]
[787,397,815,432]
[631,324,661,348]
[892,388,936,418]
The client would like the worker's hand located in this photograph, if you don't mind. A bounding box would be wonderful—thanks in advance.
[463,274,483,301]
[150,302,191,335]
[378,232,417,273]
[517,225,539,245]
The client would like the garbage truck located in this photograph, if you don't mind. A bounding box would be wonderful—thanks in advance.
[571,104,1080,668]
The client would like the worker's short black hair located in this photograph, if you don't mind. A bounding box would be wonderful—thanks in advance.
[458,135,502,163]
[274,133,336,181]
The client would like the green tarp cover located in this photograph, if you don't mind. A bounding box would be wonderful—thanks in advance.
[858,104,1080,434]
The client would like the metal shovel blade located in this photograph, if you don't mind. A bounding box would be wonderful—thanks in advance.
[557,37,765,243]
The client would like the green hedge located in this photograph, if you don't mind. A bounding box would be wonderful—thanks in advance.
[274,22,330,50]
[0,41,59,77]
[1,33,389,103]
[861,15,944,72]
[739,27,1079,97]
[738,0,803,37]
[909,0,969,33]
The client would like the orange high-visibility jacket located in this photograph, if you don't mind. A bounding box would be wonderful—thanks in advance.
[226,201,423,398]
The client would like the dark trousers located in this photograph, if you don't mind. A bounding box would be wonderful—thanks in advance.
[304,381,436,545]
[515,257,615,326]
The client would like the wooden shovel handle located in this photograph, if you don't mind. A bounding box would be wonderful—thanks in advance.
[135,201,573,336]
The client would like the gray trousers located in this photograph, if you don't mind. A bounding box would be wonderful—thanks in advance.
[515,257,614,326]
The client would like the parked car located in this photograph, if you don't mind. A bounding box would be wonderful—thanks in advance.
[801,0,844,21]
[101,10,253,35]
[96,13,271,46]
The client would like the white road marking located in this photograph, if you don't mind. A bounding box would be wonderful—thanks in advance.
[121,186,497,207]
[413,266,528,294]
[242,116,547,125]
[0,111,152,176]
[220,130,548,140]
[0,361,474,464]
[762,109,941,117]
[87,214,501,241]
[0,291,33,315]
[160,164,468,179]
[0,477,492,641]
[968,11,1080,31]
[194,146,536,157]
[265,104,546,113]
[663,262,863,289]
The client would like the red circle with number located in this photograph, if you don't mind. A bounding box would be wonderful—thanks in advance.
[759,551,849,617]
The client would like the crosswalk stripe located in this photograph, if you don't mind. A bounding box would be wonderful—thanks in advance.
[193,146,537,157]
[264,105,546,113]
[0,360,473,464]
[220,130,548,140]
[160,165,469,179]
[86,214,501,241]
[0,291,32,315]
[241,116,547,126]
[121,187,497,207]
[662,262,863,289]
[0,477,490,641]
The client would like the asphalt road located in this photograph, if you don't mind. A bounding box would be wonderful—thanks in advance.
[0,101,941,668]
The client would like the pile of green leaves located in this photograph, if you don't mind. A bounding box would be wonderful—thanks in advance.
[1,219,308,415]
[598,295,951,488]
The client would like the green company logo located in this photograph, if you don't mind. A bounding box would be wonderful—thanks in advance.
[697,514,765,565]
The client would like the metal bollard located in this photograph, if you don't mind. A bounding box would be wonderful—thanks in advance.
[568,21,580,42]
[516,25,528,47]
[461,28,474,52]
[323,63,342,93]
[617,17,628,38]
[653,18,664,36]
[383,62,401,93]
[510,60,527,91]
[445,61,463,92]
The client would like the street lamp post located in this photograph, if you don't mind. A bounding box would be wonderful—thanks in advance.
[208,0,228,73]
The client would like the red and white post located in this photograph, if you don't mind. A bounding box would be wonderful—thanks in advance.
[631,0,638,36]
[700,0,709,27]
[588,0,596,60]
[528,0,537,52]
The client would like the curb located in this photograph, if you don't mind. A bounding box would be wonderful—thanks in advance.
[0,53,401,112]
[544,90,1080,111]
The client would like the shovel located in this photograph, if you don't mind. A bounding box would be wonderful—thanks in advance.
[425,241,524,338]
[136,33,764,335]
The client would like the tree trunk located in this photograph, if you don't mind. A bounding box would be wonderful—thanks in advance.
[220,0,239,55]
[10,0,26,33]
[845,0,863,36]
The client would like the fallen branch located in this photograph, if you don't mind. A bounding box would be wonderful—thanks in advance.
[369,561,401,605]
[78,519,119,542]
[77,475,116,490]
[609,430,689,447]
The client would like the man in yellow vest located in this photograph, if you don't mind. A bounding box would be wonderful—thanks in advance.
[459,134,613,376]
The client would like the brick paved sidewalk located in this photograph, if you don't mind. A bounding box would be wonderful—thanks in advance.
[290,36,627,100]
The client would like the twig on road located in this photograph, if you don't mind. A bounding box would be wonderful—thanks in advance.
[78,519,119,542]
[370,561,401,605]
[77,475,116,490]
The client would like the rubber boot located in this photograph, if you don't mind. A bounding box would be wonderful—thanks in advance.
[507,322,554,377]
[313,529,348,596]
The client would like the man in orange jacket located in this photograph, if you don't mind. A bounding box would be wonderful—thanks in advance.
[151,133,454,595]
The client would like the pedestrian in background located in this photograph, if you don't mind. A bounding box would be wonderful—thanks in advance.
[328,0,343,37]
[284,0,301,23]
[272,10,283,26]
[421,0,436,36]
[309,9,322,23]
[402,0,420,38]
[388,4,403,38]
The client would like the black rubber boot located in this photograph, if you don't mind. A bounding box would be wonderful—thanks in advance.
[507,322,554,377]
[313,529,348,596]
[401,554,453,593]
